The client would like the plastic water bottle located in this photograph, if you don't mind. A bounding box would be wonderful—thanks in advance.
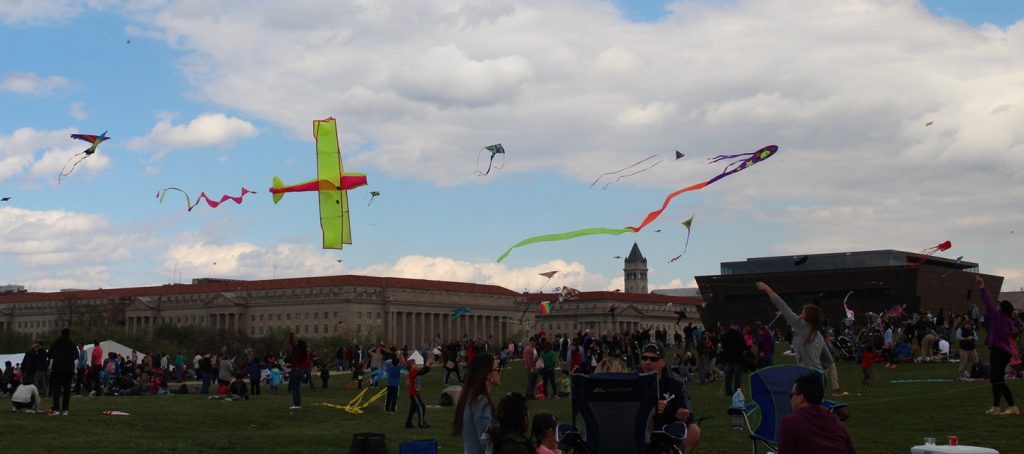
[731,389,745,430]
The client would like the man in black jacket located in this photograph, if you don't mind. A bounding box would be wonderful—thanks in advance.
[49,328,78,415]
[720,320,746,397]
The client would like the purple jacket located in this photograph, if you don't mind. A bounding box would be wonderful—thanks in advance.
[981,288,1012,354]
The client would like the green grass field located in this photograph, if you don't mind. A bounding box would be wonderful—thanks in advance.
[2,353,1020,453]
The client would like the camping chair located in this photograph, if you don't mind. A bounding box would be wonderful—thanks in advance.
[726,365,847,454]
[571,372,658,454]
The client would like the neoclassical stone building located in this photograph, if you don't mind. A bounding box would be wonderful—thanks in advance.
[0,275,529,347]
[0,245,702,344]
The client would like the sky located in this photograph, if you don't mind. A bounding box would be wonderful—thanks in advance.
[1,0,1022,295]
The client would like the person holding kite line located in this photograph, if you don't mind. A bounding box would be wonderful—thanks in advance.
[756,282,826,370]
[976,276,1019,416]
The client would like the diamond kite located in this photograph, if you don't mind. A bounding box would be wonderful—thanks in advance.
[476,143,506,176]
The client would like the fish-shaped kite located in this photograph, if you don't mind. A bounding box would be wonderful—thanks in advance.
[498,145,778,262]
[0,196,10,202]
[270,118,367,249]
[476,143,506,176]
[59,131,109,184]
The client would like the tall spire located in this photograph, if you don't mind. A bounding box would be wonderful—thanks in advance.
[626,242,647,264]
[624,242,649,294]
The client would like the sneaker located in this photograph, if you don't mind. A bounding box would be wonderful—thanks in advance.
[1001,406,1020,416]
[61,411,69,416]
[49,411,60,416]
[289,406,301,410]
[986,406,1003,415]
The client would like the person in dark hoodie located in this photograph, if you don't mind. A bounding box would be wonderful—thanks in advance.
[288,329,310,409]
[48,328,78,415]
[777,373,855,454]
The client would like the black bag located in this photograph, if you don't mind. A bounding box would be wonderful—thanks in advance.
[174,384,190,395]
[349,433,388,454]
[439,392,453,407]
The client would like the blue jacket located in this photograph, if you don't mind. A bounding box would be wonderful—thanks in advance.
[386,360,402,387]
[249,362,263,381]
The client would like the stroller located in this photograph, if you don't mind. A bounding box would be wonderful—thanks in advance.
[834,336,855,362]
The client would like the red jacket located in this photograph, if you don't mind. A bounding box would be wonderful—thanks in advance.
[289,332,311,369]
[860,351,874,370]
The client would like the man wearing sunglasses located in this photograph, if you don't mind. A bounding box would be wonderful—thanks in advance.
[640,343,701,454]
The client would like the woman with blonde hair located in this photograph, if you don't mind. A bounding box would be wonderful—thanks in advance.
[594,357,629,373]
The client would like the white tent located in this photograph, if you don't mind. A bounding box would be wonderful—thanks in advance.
[82,340,146,363]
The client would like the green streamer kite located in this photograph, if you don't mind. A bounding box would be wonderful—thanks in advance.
[496,145,778,262]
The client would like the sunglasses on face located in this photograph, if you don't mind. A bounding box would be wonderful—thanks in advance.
[641,356,661,362]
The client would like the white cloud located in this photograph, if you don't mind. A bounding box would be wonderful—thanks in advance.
[127,113,258,156]
[68,101,88,120]
[0,127,110,183]
[0,72,71,96]
[0,0,83,24]
[0,207,141,270]
[389,45,533,107]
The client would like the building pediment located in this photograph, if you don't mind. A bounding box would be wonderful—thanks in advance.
[617,305,646,317]
[201,293,247,308]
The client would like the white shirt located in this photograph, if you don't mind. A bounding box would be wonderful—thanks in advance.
[12,384,40,406]
[938,339,950,355]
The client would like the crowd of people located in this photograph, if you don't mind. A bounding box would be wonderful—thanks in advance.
[4,276,1022,453]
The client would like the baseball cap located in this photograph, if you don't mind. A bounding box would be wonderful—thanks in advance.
[642,343,664,358]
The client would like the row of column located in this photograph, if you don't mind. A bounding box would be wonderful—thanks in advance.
[125,312,241,334]
[390,311,512,347]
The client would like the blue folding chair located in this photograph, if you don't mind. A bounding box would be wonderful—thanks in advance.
[726,365,847,454]
[571,372,659,454]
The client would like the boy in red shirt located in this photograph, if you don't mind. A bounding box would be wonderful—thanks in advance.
[861,346,874,387]
[405,358,431,429]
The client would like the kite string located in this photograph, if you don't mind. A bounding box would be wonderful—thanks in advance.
[589,154,658,189]
[602,159,664,190]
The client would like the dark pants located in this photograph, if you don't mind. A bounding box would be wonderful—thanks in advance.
[541,368,556,397]
[89,365,102,393]
[321,374,328,389]
[406,395,426,427]
[305,368,314,388]
[290,368,304,407]
[385,385,398,412]
[861,367,872,386]
[201,372,213,394]
[725,362,744,396]
[50,371,73,412]
[250,379,260,396]
[525,370,538,398]
[73,367,85,394]
[991,348,1016,407]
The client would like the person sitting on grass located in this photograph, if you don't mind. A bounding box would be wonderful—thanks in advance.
[557,370,570,398]
[229,373,249,400]
[11,379,41,413]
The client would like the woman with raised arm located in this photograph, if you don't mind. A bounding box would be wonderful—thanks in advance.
[977,276,1019,416]
[756,282,826,370]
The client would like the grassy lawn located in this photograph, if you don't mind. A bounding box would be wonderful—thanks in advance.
[1,353,1020,453]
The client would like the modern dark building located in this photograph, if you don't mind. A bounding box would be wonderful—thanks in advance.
[695,250,1004,327]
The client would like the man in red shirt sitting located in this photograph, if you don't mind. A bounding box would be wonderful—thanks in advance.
[778,373,855,454]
